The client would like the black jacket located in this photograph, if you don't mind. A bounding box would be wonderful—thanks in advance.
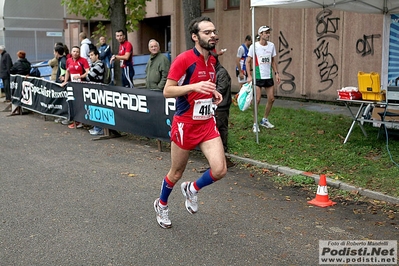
[10,58,31,75]
[0,50,13,79]
[215,61,232,111]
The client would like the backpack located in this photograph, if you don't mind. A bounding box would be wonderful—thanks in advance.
[88,43,96,52]
[30,67,41,77]
[103,63,111,84]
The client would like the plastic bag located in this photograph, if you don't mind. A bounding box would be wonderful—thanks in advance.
[237,83,253,111]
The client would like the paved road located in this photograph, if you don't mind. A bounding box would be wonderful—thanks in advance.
[0,102,397,265]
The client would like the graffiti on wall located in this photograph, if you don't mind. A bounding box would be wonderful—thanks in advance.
[278,31,295,93]
[313,9,339,92]
[356,34,381,57]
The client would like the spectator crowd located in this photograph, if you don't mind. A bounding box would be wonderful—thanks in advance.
[2,25,280,172]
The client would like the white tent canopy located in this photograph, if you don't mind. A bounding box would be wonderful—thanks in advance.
[250,0,399,14]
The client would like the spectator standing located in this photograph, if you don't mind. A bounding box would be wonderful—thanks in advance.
[153,16,226,229]
[86,48,104,83]
[61,46,90,128]
[10,50,31,75]
[110,29,134,88]
[54,45,67,83]
[48,58,58,81]
[86,48,105,135]
[0,45,13,103]
[63,46,90,84]
[145,39,170,90]
[214,59,234,168]
[246,26,280,133]
[98,36,112,68]
[212,37,234,168]
[236,35,252,84]
[64,44,71,59]
[79,32,92,65]
[48,42,64,81]
[53,45,68,124]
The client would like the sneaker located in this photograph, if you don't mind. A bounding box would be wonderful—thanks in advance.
[252,123,260,133]
[54,117,65,123]
[181,182,198,214]
[260,118,275,128]
[68,122,83,129]
[154,198,172,229]
[61,119,71,125]
[89,128,104,135]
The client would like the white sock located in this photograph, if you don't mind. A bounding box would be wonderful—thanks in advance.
[158,201,167,208]
[189,183,198,194]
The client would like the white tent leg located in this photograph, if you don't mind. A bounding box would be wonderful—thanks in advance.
[252,6,259,144]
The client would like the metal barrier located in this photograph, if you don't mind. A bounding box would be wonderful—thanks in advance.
[133,53,170,79]
[29,52,170,81]
[31,60,51,80]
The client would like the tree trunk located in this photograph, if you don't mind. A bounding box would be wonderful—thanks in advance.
[109,0,127,86]
[182,0,201,50]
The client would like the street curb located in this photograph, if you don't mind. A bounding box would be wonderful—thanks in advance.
[228,153,399,205]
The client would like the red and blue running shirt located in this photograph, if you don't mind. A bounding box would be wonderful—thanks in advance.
[167,47,217,124]
[66,57,90,81]
[118,41,133,68]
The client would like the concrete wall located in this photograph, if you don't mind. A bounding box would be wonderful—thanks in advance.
[208,4,385,101]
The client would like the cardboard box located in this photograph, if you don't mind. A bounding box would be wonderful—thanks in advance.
[371,106,399,129]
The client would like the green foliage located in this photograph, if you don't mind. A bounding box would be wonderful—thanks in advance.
[61,0,150,32]
[91,22,106,45]
[228,101,399,197]
[291,175,315,185]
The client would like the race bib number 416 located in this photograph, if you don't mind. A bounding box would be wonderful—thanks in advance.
[193,98,213,120]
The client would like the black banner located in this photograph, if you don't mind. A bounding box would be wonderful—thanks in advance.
[10,75,69,118]
[10,75,175,142]
[67,83,175,141]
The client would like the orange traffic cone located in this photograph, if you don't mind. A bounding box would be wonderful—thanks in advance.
[308,174,336,207]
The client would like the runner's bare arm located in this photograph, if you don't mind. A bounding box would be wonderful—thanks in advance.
[163,79,217,98]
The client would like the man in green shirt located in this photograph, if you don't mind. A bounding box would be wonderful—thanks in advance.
[145,39,170,90]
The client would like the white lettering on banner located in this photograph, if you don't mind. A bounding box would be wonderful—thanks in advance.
[165,98,176,116]
[11,81,18,89]
[14,80,68,99]
[82,87,148,113]
[39,102,63,110]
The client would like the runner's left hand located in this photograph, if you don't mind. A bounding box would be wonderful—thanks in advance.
[213,90,223,105]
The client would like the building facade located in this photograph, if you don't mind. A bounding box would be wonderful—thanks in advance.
[0,0,389,101]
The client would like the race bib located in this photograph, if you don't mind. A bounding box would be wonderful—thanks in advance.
[120,60,124,67]
[259,55,270,64]
[193,98,213,120]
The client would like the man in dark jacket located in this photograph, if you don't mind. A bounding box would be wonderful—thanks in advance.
[10,50,31,75]
[54,45,67,83]
[214,60,234,168]
[0,45,13,102]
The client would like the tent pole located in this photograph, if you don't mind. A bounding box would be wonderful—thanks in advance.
[381,14,389,88]
[251,6,259,144]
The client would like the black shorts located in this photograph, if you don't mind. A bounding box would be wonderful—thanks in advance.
[255,79,274,88]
